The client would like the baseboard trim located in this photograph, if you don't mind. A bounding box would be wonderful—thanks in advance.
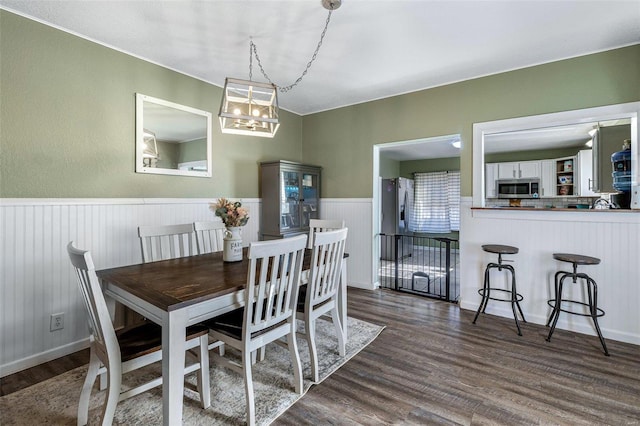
[459,300,639,346]
[0,338,90,378]
[347,282,376,290]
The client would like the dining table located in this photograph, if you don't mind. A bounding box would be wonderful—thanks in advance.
[96,247,348,425]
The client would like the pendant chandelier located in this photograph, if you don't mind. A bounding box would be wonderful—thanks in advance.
[218,0,342,138]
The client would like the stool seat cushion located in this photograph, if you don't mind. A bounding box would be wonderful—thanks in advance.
[553,253,600,265]
[482,244,519,255]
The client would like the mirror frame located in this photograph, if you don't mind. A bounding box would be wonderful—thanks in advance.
[136,93,213,177]
[472,102,640,208]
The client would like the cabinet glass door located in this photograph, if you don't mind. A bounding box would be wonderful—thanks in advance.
[280,171,301,230]
[300,172,319,228]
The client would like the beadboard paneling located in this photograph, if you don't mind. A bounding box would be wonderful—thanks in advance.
[4,196,635,373]
[0,197,373,376]
[0,198,261,376]
[319,199,373,290]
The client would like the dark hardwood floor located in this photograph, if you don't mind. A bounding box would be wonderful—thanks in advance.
[276,288,640,425]
[0,349,89,396]
[3,288,639,425]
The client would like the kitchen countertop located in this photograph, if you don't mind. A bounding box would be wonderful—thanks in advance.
[473,206,640,212]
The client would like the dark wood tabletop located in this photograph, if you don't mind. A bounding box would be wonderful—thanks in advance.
[97,250,251,312]
[96,249,348,312]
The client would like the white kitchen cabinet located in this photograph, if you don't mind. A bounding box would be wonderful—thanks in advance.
[497,161,540,179]
[485,163,498,198]
[576,150,597,196]
[497,162,518,179]
[540,159,556,197]
[519,161,540,178]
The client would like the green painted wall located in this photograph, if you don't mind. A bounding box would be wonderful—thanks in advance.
[0,11,303,198]
[156,141,180,169]
[2,10,639,199]
[178,139,207,164]
[399,157,460,178]
[379,155,400,178]
[302,44,640,198]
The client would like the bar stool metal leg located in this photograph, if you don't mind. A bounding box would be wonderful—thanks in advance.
[546,270,564,327]
[546,274,566,342]
[547,253,608,356]
[546,270,609,356]
[507,264,524,336]
[473,244,523,336]
[472,264,491,324]
[587,275,609,356]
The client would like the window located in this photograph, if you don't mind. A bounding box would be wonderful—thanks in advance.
[411,171,460,233]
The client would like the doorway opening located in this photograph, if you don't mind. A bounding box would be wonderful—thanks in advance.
[373,135,461,302]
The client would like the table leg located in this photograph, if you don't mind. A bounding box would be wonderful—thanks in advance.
[338,258,348,343]
[102,286,116,390]
[162,309,187,426]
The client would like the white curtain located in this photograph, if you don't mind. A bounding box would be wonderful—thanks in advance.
[411,171,460,233]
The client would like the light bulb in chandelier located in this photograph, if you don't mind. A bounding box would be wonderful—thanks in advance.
[218,0,341,137]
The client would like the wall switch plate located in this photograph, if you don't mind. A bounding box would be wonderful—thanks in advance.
[50,313,64,331]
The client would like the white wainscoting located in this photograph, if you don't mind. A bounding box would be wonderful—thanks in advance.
[0,197,373,376]
[319,198,373,290]
[459,197,640,345]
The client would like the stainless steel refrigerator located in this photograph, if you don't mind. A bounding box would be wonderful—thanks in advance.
[380,177,414,260]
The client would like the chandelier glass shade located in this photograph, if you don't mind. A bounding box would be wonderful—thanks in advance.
[218,78,280,138]
[218,1,340,138]
[141,128,159,166]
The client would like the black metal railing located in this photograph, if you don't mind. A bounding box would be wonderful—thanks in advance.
[379,234,459,302]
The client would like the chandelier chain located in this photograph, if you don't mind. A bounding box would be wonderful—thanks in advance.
[250,10,333,93]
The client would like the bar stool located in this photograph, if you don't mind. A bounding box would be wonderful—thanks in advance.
[546,253,609,356]
[472,244,526,335]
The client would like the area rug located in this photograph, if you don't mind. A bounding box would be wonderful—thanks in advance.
[0,317,384,425]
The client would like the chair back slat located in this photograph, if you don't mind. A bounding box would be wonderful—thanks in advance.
[273,251,290,318]
[67,242,120,363]
[244,235,307,336]
[308,219,345,249]
[138,224,195,263]
[194,221,226,254]
[308,228,348,307]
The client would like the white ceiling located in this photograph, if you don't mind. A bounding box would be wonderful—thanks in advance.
[380,122,600,161]
[3,0,638,160]
[380,135,462,161]
[2,0,639,118]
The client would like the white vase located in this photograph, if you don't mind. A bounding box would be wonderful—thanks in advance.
[223,226,243,262]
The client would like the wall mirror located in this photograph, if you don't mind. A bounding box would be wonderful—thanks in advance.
[472,102,640,208]
[136,93,212,177]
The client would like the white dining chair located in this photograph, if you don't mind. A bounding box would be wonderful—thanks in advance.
[138,223,196,263]
[192,220,228,355]
[203,235,307,426]
[67,242,210,426]
[307,218,345,249]
[298,227,348,382]
[194,220,226,254]
[255,219,347,364]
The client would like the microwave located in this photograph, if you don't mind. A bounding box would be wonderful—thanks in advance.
[497,178,540,199]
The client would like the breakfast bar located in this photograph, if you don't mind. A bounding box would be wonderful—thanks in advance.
[460,203,640,347]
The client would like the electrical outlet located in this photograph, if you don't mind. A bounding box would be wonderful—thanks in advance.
[50,313,64,332]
